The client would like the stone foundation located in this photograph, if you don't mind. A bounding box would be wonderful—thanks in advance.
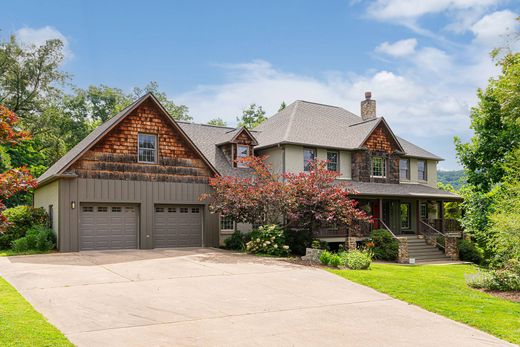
[397,237,408,264]
[444,234,459,260]
[302,248,323,263]
[346,237,357,251]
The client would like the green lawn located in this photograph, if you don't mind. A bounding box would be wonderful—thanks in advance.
[0,249,54,257]
[329,264,520,345]
[0,276,72,347]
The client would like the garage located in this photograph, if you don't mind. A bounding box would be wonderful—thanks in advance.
[80,204,138,250]
[153,205,203,248]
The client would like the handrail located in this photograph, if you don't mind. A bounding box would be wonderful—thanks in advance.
[419,220,445,250]
[378,219,399,240]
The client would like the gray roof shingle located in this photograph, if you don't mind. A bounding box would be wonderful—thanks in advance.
[347,181,461,200]
[254,100,442,160]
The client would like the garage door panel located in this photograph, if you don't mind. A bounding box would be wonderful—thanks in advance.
[80,204,138,250]
[154,205,202,248]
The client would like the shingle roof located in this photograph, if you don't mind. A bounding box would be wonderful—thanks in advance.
[254,100,442,160]
[347,181,461,200]
[37,93,219,184]
[177,122,254,178]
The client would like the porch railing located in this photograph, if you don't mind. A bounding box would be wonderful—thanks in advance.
[418,220,445,250]
[427,218,462,233]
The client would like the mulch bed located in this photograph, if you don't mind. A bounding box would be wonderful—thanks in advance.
[481,289,520,302]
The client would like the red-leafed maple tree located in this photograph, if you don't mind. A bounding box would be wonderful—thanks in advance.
[0,105,37,229]
[284,160,370,231]
[202,156,370,234]
[202,156,287,225]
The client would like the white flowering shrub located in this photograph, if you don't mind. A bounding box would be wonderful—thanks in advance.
[246,224,290,256]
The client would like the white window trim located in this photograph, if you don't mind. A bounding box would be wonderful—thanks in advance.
[370,156,386,178]
[220,215,236,231]
[417,160,427,181]
[327,150,339,172]
[236,144,250,168]
[138,133,158,164]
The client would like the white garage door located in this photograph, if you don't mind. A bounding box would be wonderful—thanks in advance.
[153,205,202,248]
[80,204,138,250]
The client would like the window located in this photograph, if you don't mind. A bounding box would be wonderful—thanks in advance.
[155,207,165,213]
[111,207,121,213]
[180,207,189,213]
[138,133,157,163]
[82,206,93,212]
[399,159,409,180]
[417,160,427,181]
[168,207,176,213]
[371,156,386,177]
[191,207,200,213]
[97,207,108,212]
[125,207,135,212]
[303,148,316,171]
[327,151,338,172]
[220,215,235,231]
[400,203,411,229]
[236,145,250,168]
[420,203,428,220]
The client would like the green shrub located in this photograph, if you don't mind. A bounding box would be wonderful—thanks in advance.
[283,229,312,256]
[466,260,520,291]
[246,225,290,256]
[368,229,398,261]
[319,250,332,265]
[10,225,55,253]
[436,235,445,251]
[459,239,484,264]
[0,206,48,249]
[328,253,342,267]
[342,250,372,270]
[224,230,246,250]
[11,237,30,253]
[311,240,321,249]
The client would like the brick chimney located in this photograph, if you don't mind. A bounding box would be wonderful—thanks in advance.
[361,91,376,121]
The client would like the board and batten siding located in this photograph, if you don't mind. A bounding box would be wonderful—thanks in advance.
[57,178,219,252]
[33,180,60,238]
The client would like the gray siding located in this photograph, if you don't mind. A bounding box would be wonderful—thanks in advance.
[58,178,219,252]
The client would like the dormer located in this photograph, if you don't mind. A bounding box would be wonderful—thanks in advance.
[217,127,258,168]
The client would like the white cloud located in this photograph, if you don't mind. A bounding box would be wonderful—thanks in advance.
[15,26,72,60]
[375,38,417,57]
[470,10,519,45]
[366,0,500,22]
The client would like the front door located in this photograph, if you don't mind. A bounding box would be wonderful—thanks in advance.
[383,200,400,233]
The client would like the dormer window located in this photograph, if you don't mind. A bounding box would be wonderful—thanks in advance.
[138,133,157,163]
[236,144,250,168]
[371,156,386,178]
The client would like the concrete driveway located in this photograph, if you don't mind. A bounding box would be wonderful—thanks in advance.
[0,249,512,347]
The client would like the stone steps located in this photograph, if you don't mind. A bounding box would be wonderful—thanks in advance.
[403,235,453,264]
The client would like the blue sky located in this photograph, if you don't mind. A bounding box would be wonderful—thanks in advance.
[2,0,519,169]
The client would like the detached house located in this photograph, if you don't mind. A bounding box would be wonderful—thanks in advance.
[34,92,461,254]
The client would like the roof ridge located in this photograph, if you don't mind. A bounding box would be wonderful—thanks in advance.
[177,121,236,130]
[349,118,380,127]
[283,100,300,141]
[296,100,342,108]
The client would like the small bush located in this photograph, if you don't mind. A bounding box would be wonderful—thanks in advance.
[328,254,342,267]
[224,230,246,250]
[0,206,48,249]
[10,225,55,253]
[466,260,520,291]
[11,237,30,253]
[319,250,332,265]
[246,225,290,256]
[311,240,321,249]
[369,229,398,261]
[436,235,445,251]
[459,239,484,264]
[342,250,372,270]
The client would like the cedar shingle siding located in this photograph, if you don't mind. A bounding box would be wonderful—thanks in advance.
[68,100,212,183]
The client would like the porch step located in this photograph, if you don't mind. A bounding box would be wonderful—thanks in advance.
[404,236,452,263]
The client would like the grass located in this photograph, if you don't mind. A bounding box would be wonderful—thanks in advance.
[0,249,54,257]
[0,276,72,347]
[329,264,520,345]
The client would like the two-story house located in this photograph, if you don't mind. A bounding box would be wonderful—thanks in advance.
[33,92,461,252]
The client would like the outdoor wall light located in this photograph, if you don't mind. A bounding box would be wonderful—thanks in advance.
[71,201,76,209]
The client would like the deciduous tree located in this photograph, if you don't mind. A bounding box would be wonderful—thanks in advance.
[236,104,267,128]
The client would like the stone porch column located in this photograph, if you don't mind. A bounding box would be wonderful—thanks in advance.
[397,236,408,264]
[346,237,357,251]
[444,233,460,260]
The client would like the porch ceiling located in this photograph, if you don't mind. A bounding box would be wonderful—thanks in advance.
[345,181,462,201]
